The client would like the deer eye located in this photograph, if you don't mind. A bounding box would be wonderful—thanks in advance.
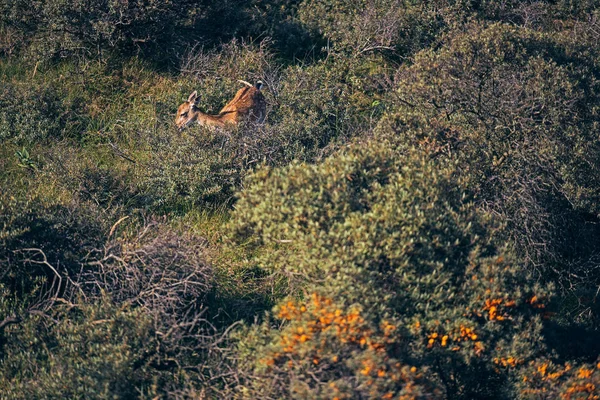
[181,112,188,117]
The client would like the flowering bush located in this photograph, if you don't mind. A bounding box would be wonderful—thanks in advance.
[229,140,552,398]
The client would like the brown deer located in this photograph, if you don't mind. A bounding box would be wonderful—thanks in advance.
[175,80,266,131]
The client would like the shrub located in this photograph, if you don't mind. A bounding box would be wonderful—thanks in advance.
[77,220,213,335]
[379,21,600,292]
[234,294,444,399]
[0,0,320,62]
[0,81,81,143]
[0,299,160,399]
[0,215,229,398]
[518,358,600,399]
[228,140,552,398]
[298,0,445,58]
[0,0,205,61]
[0,181,109,305]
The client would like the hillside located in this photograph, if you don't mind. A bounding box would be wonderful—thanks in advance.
[1,1,600,398]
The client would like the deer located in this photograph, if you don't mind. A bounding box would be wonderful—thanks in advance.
[175,80,266,131]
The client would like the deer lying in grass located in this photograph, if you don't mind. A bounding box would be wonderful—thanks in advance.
[175,80,266,131]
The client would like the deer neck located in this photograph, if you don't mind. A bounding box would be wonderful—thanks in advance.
[192,107,226,127]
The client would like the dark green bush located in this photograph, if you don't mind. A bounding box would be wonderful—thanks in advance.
[228,140,552,398]
[298,0,445,58]
[0,191,108,303]
[0,299,159,399]
[379,21,600,292]
[0,0,319,62]
[0,0,199,60]
[0,82,82,142]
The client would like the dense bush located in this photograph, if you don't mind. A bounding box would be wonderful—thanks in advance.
[0,0,317,62]
[228,140,552,398]
[298,0,446,58]
[0,178,109,304]
[0,80,85,142]
[517,357,600,399]
[0,0,222,60]
[0,299,159,398]
[0,215,230,398]
[380,21,600,294]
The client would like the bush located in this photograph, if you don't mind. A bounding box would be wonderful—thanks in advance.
[0,299,159,399]
[298,0,445,58]
[0,183,109,305]
[0,215,231,398]
[0,0,204,61]
[0,0,319,62]
[379,21,600,292]
[518,358,600,399]
[234,294,444,399]
[77,220,213,335]
[0,81,83,143]
[227,140,551,398]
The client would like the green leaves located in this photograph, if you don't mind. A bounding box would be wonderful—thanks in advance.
[14,147,37,171]
[228,139,551,398]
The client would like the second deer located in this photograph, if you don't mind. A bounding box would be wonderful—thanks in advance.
[175,80,266,131]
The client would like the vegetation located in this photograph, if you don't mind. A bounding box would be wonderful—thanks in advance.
[1,0,599,398]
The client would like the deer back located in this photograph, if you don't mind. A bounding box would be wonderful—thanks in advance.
[219,85,266,124]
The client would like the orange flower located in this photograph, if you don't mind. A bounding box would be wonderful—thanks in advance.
[577,367,593,379]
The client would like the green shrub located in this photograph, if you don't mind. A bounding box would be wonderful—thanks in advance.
[0,0,319,62]
[0,0,202,60]
[0,299,159,399]
[0,81,82,142]
[228,140,551,398]
[0,188,108,304]
[298,0,445,58]
[379,21,600,292]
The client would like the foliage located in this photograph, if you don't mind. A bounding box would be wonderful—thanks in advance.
[0,299,160,399]
[298,0,446,58]
[2,0,600,398]
[518,358,600,399]
[380,21,600,293]
[0,80,84,142]
[141,43,381,209]
[229,141,552,398]
[0,0,317,63]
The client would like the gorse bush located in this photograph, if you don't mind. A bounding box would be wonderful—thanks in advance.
[228,140,552,398]
[380,21,600,293]
[0,299,159,399]
[517,357,600,399]
[298,0,446,58]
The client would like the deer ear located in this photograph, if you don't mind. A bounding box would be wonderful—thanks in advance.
[187,91,198,103]
[255,81,263,91]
